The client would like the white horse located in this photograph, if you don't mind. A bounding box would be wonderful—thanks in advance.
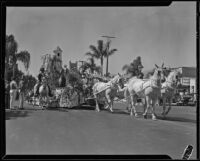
[34,78,49,109]
[125,64,166,120]
[161,69,181,117]
[92,73,124,112]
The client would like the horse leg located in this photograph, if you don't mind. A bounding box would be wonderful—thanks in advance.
[162,95,166,117]
[94,94,100,112]
[39,95,44,110]
[104,99,109,109]
[142,98,146,115]
[109,99,114,113]
[125,89,131,112]
[130,94,138,117]
[106,93,113,113]
[143,96,150,119]
[126,99,131,113]
[129,94,133,116]
[151,98,157,121]
[165,97,172,116]
[38,96,42,108]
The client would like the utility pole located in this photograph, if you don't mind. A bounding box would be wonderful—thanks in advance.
[101,36,116,77]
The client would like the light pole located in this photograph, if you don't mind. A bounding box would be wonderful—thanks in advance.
[101,36,116,77]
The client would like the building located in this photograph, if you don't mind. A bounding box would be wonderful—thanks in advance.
[69,61,78,72]
[53,46,63,73]
[175,67,196,94]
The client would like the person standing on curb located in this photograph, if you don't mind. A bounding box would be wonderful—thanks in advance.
[9,76,18,110]
[18,75,25,109]
[5,80,10,109]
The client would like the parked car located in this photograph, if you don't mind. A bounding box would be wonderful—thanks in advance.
[176,94,195,106]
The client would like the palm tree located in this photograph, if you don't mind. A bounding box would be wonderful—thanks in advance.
[6,35,30,79]
[80,57,101,75]
[104,41,117,76]
[85,40,106,76]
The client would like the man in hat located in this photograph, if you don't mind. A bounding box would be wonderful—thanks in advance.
[9,76,18,109]
[18,75,25,109]
[35,67,45,96]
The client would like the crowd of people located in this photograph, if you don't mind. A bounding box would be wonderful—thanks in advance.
[5,75,26,110]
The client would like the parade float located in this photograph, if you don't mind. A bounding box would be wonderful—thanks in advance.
[35,45,116,109]
[39,46,98,108]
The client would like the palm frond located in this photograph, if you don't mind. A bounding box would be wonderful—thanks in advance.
[16,50,30,70]
[108,49,117,56]
[89,45,100,57]
[85,52,93,57]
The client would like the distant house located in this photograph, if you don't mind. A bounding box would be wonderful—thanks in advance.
[175,67,196,94]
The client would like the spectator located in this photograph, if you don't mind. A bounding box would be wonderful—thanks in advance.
[18,75,25,109]
[9,76,18,109]
[5,80,10,109]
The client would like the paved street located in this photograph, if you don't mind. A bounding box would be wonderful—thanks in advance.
[6,102,196,159]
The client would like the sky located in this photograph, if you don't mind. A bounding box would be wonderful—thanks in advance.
[6,2,196,77]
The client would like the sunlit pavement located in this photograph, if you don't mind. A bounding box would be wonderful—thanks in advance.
[6,102,196,159]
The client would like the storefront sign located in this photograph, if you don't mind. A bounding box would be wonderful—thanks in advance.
[182,78,190,86]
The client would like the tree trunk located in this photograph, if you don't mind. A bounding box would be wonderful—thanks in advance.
[106,55,109,76]
[101,57,103,76]
[5,57,9,81]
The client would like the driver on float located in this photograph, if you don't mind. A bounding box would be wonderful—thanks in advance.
[35,67,53,97]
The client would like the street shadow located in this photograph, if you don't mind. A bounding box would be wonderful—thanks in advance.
[67,103,107,111]
[6,110,33,120]
[157,115,196,124]
[111,109,129,115]
[70,105,96,110]
[45,107,68,112]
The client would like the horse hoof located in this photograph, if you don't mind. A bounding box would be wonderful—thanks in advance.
[95,109,100,112]
[135,114,139,117]
[152,116,157,121]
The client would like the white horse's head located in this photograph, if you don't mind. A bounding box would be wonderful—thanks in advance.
[153,64,166,86]
[167,69,182,86]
